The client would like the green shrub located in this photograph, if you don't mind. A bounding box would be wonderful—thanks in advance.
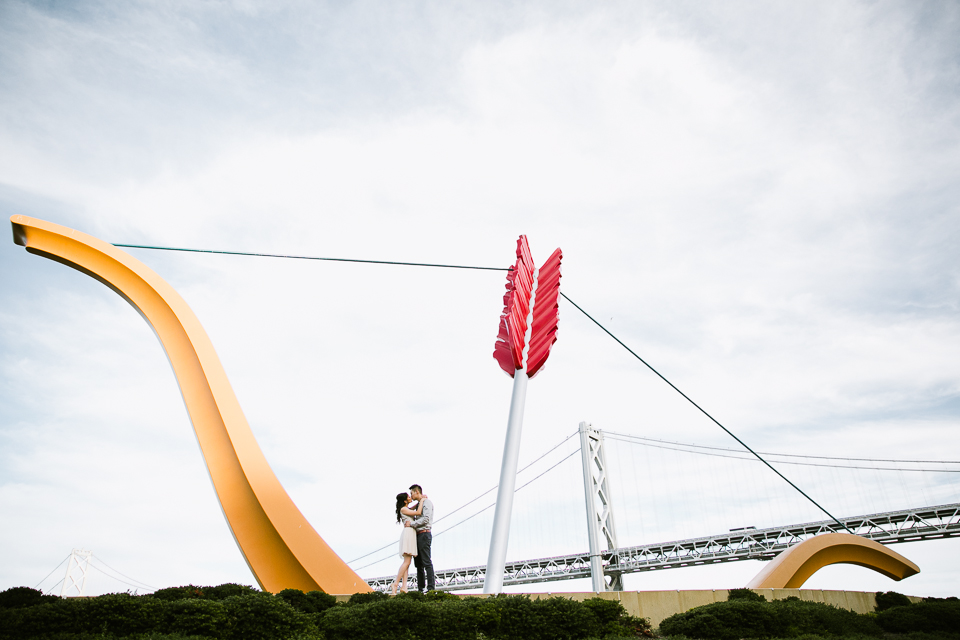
[151,586,209,602]
[583,597,639,636]
[345,590,389,606]
[0,587,60,609]
[162,598,228,637]
[0,594,167,638]
[876,591,913,611]
[658,597,882,640]
[0,634,213,640]
[616,613,654,638]
[221,592,317,640]
[727,589,766,602]
[497,596,592,640]
[875,600,960,634]
[151,584,259,603]
[659,600,777,640]
[0,588,318,640]
[204,584,260,601]
[276,588,336,614]
[320,593,643,640]
[321,595,443,640]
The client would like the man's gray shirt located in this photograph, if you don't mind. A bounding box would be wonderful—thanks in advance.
[412,498,434,530]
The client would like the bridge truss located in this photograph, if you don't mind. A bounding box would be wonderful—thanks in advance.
[366,502,960,592]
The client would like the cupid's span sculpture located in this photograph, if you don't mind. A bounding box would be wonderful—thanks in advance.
[747,532,920,589]
[10,216,371,595]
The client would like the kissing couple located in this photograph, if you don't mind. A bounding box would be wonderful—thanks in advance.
[390,483,435,594]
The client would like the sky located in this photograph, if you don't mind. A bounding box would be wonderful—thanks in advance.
[1,0,959,598]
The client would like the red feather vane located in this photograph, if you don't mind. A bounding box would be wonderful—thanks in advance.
[493,236,535,377]
[492,237,562,378]
[526,247,562,378]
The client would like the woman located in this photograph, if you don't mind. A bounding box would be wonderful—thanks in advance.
[390,491,425,595]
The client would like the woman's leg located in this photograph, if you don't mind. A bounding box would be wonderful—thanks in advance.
[392,555,411,595]
[398,554,412,592]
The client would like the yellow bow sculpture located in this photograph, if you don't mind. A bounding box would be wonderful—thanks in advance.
[11,215,371,595]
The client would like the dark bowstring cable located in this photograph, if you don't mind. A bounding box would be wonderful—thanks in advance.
[114,242,852,534]
[112,244,510,272]
[559,291,853,533]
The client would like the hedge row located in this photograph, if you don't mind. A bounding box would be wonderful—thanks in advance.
[0,585,650,640]
[658,590,960,639]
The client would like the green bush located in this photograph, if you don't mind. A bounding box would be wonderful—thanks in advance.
[321,594,442,640]
[0,585,320,640]
[0,587,60,609]
[0,593,167,638]
[151,584,259,603]
[727,589,766,603]
[204,584,261,601]
[659,600,777,640]
[276,588,337,614]
[345,590,389,606]
[876,591,913,611]
[162,598,228,637]
[875,600,960,634]
[320,593,646,640]
[658,597,882,640]
[0,634,213,640]
[221,592,317,640]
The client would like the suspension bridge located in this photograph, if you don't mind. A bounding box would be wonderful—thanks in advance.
[358,422,960,592]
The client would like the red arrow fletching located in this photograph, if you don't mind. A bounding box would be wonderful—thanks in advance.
[493,236,535,377]
[526,248,562,378]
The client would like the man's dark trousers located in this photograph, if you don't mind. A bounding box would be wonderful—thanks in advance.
[415,531,435,592]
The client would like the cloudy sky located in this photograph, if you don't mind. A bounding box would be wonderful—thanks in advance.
[2,0,959,598]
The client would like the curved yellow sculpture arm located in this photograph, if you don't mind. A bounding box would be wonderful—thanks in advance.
[11,215,371,595]
[746,532,920,589]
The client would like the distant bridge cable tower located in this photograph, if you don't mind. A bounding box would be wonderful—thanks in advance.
[579,422,623,591]
[60,549,92,597]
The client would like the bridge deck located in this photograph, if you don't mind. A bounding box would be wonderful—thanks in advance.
[366,503,960,592]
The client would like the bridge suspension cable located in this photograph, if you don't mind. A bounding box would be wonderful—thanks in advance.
[347,431,579,566]
[34,554,71,590]
[603,432,960,472]
[352,449,580,571]
[91,554,155,592]
[603,431,960,465]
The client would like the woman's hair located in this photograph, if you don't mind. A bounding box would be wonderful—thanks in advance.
[395,492,409,524]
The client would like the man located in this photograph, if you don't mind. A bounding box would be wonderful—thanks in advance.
[404,483,435,592]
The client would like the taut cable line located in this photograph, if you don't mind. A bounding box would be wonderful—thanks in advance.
[115,242,853,534]
[113,244,510,272]
[559,292,853,533]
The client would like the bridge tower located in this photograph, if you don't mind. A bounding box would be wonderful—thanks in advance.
[60,549,92,597]
[578,422,623,591]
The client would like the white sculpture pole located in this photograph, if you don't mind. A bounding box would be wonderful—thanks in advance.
[484,267,538,594]
[483,369,529,593]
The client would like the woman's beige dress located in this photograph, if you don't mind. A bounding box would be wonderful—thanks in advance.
[399,514,418,558]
